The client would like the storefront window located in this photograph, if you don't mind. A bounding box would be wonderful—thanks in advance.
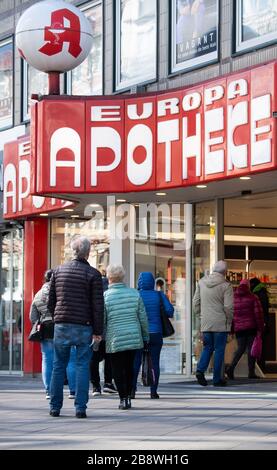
[50,217,109,271]
[71,1,103,95]
[171,0,219,74]
[192,201,216,372]
[0,38,13,130]
[235,0,277,53]
[135,204,186,375]
[115,0,157,91]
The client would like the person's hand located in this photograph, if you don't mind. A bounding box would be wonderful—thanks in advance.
[93,335,102,343]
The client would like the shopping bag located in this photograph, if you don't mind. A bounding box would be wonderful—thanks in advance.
[28,320,43,342]
[251,335,262,360]
[159,293,175,338]
[141,349,155,387]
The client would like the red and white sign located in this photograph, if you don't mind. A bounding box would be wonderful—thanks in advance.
[30,62,277,195]
[3,137,72,219]
[15,0,93,72]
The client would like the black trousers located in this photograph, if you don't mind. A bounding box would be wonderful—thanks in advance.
[90,341,113,387]
[230,329,256,375]
[108,350,136,400]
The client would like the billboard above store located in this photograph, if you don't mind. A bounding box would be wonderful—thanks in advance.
[3,61,277,219]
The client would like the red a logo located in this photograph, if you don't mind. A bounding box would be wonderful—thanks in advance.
[39,8,82,58]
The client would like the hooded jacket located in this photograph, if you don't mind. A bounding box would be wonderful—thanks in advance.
[29,282,53,324]
[137,272,174,334]
[192,272,234,332]
[233,281,264,334]
[252,282,269,329]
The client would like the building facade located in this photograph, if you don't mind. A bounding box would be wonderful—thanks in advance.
[1,0,277,377]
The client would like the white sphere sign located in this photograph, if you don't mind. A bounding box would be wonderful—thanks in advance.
[15,0,93,72]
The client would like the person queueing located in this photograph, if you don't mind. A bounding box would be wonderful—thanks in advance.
[193,260,234,387]
[132,272,174,399]
[250,277,269,372]
[29,270,76,399]
[47,236,104,418]
[90,270,117,396]
[226,279,264,380]
[104,264,149,410]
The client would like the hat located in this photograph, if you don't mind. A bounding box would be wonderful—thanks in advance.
[212,260,227,274]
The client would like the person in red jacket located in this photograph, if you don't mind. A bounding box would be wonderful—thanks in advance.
[226,279,264,379]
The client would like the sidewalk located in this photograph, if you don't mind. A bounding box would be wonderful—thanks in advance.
[1,376,277,450]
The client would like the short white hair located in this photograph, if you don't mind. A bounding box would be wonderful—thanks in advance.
[213,260,227,274]
[106,264,125,283]
[70,236,91,259]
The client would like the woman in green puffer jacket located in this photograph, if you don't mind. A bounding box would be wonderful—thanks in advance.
[104,264,149,410]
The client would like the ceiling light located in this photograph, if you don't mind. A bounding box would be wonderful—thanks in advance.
[240,176,251,180]
[64,208,74,212]
[117,199,126,202]
[196,185,207,189]
[39,213,48,217]
[251,224,256,227]
[71,215,79,218]
[155,192,167,196]
[88,204,101,208]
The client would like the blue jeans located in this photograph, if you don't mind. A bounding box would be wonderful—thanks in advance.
[40,340,76,394]
[133,333,163,394]
[197,332,228,384]
[50,323,92,413]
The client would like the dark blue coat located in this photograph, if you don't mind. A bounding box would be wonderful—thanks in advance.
[137,272,174,334]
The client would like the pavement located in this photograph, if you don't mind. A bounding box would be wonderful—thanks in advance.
[1,376,277,450]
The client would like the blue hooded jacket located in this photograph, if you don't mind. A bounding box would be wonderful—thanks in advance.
[137,272,174,334]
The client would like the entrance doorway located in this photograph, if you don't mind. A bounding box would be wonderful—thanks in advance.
[0,228,23,373]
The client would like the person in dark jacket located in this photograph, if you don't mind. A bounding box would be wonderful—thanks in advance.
[90,270,117,396]
[47,236,104,418]
[132,272,174,399]
[30,269,76,399]
[250,277,269,371]
[226,279,264,380]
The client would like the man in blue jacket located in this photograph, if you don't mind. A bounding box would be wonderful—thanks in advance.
[132,272,174,399]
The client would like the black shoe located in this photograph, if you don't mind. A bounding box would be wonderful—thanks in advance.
[130,389,136,399]
[118,399,128,410]
[49,410,60,417]
[126,397,132,409]
[213,380,227,387]
[226,367,234,380]
[196,371,208,386]
[103,383,117,394]
[150,392,160,399]
[76,411,87,418]
[92,386,101,397]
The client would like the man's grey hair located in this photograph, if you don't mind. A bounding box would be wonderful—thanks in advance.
[106,264,125,283]
[213,260,227,274]
[71,236,91,259]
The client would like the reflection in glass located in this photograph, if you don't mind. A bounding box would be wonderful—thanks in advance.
[72,3,103,95]
[0,39,13,129]
[117,0,157,89]
[135,204,186,375]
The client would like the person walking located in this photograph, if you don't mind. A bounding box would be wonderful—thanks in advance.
[226,279,264,380]
[193,260,234,387]
[90,269,117,397]
[250,277,269,372]
[47,236,104,418]
[104,264,149,410]
[29,269,76,399]
[132,272,174,399]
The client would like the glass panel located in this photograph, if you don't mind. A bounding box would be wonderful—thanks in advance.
[72,2,103,95]
[0,39,13,129]
[135,204,186,375]
[11,229,23,371]
[51,217,110,271]
[116,0,157,90]
[0,232,12,370]
[192,200,216,372]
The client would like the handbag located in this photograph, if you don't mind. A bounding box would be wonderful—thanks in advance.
[251,335,262,360]
[159,293,175,338]
[141,348,155,387]
[28,319,43,342]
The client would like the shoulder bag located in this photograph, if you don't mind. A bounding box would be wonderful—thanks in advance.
[28,319,43,342]
[159,292,175,338]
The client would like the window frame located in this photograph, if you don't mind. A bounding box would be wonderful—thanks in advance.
[114,0,158,92]
[0,36,14,131]
[234,0,277,55]
[169,0,219,76]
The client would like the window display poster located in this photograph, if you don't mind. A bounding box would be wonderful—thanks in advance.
[0,40,13,129]
[237,0,277,50]
[72,3,103,95]
[160,342,182,374]
[116,0,157,90]
[172,0,218,72]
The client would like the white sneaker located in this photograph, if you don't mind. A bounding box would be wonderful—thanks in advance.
[46,393,50,400]
[92,387,101,397]
[68,393,75,399]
